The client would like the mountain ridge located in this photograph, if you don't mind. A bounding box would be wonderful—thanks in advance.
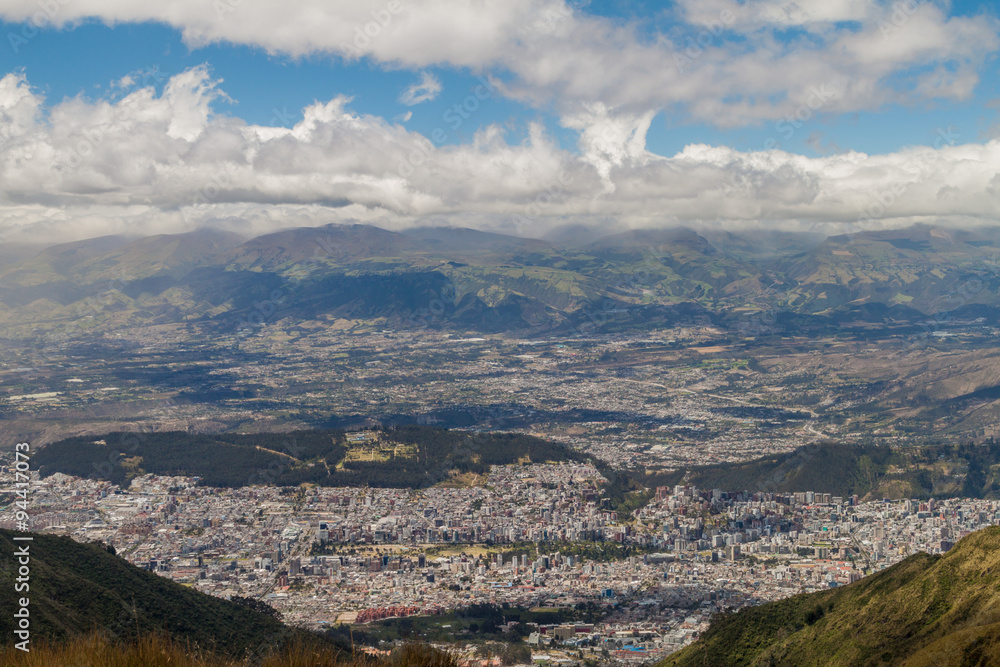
[0,223,998,340]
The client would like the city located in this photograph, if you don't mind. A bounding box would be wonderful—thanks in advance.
[5,456,993,663]
[5,0,1000,664]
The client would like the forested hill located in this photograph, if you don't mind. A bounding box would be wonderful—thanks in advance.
[660,527,1000,666]
[33,426,588,488]
[677,441,1000,501]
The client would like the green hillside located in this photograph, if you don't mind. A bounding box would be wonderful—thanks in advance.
[0,529,324,659]
[685,443,895,498]
[677,441,1000,501]
[660,527,1000,667]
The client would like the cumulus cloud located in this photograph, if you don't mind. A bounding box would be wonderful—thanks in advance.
[0,71,41,140]
[560,104,656,183]
[0,0,996,158]
[1,67,1000,243]
[399,72,442,106]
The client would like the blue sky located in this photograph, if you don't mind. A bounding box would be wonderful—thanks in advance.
[2,19,556,149]
[1,0,1000,241]
[4,1,998,157]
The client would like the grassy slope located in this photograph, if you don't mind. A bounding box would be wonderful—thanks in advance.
[0,530,305,659]
[0,633,458,667]
[661,527,1000,666]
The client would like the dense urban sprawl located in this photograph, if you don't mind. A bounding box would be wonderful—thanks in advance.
[2,461,994,662]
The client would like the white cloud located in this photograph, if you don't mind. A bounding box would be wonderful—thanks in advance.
[399,72,442,106]
[2,67,1000,243]
[676,0,876,31]
[0,0,995,153]
[163,66,227,141]
[560,104,656,183]
[0,71,42,140]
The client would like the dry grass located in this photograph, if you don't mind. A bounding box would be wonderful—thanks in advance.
[0,633,233,667]
[0,633,458,667]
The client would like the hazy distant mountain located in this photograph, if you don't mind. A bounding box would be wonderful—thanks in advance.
[400,226,554,257]
[0,230,243,286]
[229,223,426,270]
[0,223,998,340]
[542,221,629,245]
[0,234,133,286]
[699,228,826,259]
[782,225,1000,315]
[79,229,246,280]
[584,227,718,255]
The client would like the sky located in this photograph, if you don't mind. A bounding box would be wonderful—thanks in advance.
[1,0,1000,242]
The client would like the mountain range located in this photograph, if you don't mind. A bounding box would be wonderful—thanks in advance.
[1,223,999,340]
